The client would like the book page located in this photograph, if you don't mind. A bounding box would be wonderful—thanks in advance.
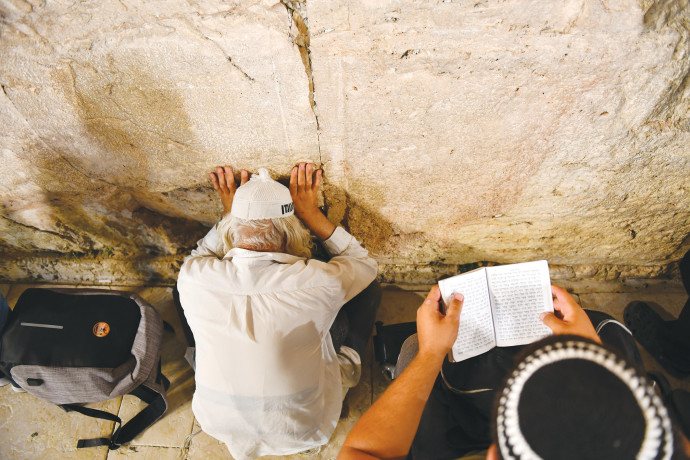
[486,260,553,347]
[439,268,496,362]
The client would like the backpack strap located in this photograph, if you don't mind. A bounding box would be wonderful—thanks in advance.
[67,374,169,449]
[60,405,123,448]
[110,384,167,447]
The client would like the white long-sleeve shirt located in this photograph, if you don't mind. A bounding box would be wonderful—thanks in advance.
[177,225,377,459]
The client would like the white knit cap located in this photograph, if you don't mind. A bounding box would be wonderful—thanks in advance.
[230,168,294,220]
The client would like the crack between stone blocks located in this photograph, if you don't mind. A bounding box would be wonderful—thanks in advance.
[281,0,322,166]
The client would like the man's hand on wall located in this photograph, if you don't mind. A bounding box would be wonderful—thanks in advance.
[289,163,336,240]
[210,166,249,217]
[540,285,602,343]
[289,162,322,219]
[417,286,463,362]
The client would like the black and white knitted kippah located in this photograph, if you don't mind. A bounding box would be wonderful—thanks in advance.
[495,337,674,460]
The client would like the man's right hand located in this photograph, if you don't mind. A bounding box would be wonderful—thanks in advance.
[540,284,601,343]
[416,286,463,360]
[210,166,249,217]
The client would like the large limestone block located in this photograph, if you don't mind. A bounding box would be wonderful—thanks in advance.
[310,0,690,276]
[0,0,318,261]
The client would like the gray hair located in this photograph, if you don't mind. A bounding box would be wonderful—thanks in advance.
[217,214,312,258]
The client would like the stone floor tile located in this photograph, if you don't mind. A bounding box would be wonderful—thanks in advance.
[107,445,185,459]
[0,384,119,460]
[117,287,196,447]
[186,421,233,459]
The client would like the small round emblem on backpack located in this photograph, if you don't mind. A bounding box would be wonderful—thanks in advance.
[93,322,110,337]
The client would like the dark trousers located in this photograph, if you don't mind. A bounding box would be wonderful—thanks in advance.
[330,281,382,358]
[661,248,690,352]
[0,292,8,334]
[173,281,382,359]
[173,286,195,347]
[408,311,641,460]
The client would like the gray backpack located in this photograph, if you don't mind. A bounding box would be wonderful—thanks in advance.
[0,288,169,449]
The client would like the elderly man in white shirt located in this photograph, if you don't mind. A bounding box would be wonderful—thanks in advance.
[176,162,380,459]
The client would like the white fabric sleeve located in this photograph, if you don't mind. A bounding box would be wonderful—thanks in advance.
[318,226,378,304]
[321,226,354,256]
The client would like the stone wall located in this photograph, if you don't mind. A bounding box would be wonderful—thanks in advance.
[1,0,688,285]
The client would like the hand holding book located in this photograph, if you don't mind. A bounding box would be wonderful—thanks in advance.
[438,260,554,362]
[540,285,602,343]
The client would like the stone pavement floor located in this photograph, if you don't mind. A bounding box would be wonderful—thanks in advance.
[1,280,689,459]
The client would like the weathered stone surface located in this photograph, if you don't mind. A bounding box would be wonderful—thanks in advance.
[310,0,690,272]
[0,0,319,278]
[0,0,689,284]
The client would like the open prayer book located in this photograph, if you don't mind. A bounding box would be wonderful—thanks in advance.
[438,260,554,362]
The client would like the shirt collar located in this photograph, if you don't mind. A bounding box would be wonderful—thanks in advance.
[224,247,305,264]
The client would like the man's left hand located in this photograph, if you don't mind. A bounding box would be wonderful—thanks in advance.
[288,162,336,240]
[210,166,249,217]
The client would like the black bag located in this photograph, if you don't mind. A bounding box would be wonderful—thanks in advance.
[0,288,169,449]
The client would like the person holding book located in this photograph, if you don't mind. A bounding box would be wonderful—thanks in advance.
[176,163,380,459]
[339,285,690,460]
